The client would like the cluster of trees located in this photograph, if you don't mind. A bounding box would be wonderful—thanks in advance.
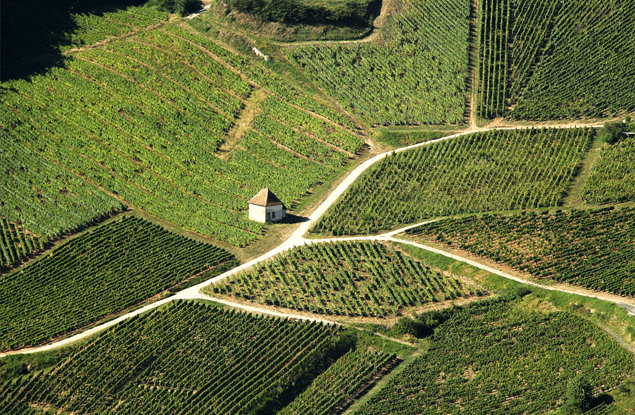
[146,0,202,16]
[600,117,635,144]
[226,0,381,26]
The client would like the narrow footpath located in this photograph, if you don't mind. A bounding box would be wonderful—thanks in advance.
[0,123,616,358]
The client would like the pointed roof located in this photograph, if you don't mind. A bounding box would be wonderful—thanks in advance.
[249,188,285,208]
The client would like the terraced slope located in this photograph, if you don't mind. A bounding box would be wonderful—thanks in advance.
[1,134,123,268]
[1,24,363,247]
[0,216,233,351]
[210,241,483,317]
[1,3,170,81]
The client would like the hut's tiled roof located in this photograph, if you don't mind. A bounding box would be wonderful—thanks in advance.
[248,188,285,207]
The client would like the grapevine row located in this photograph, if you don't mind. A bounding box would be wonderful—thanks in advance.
[313,128,592,236]
[0,216,233,350]
[210,241,483,317]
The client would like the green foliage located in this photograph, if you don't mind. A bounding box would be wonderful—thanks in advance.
[0,218,44,271]
[147,0,202,16]
[280,348,394,414]
[599,121,627,144]
[285,0,470,126]
[583,135,635,203]
[1,2,170,82]
[211,241,482,317]
[565,373,593,413]
[357,297,635,414]
[227,0,380,26]
[378,130,455,147]
[0,216,234,350]
[477,0,635,120]
[2,25,360,246]
[0,301,339,414]
[407,207,635,296]
[0,134,123,247]
[313,128,592,236]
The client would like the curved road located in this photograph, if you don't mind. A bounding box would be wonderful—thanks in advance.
[1,123,616,357]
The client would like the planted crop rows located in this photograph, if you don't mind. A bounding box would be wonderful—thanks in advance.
[406,207,635,296]
[0,218,43,271]
[358,296,635,414]
[211,241,482,317]
[280,349,395,415]
[2,4,169,79]
[478,0,635,119]
[0,216,233,351]
[1,301,338,414]
[313,128,592,236]
[582,136,635,203]
[285,0,469,126]
[2,25,362,246]
[0,134,123,253]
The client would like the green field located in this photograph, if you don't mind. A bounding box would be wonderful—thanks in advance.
[405,207,635,296]
[477,0,635,120]
[583,136,635,203]
[0,216,233,350]
[313,128,593,236]
[1,133,123,267]
[280,348,395,415]
[2,1,635,413]
[285,0,470,125]
[0,301,341,414]
[0,218,43,271]
[1,24,363,247]
[356,296,635,414]
[209,241,483,317]
[1,3,170,81]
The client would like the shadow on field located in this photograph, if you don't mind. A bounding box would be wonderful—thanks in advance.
[1,0,146,82]
[278,214,310,224]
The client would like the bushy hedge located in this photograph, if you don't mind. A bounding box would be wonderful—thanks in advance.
[147,0,201,16]
[227,0,381,26]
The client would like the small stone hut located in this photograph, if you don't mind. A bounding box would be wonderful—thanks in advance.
[248,188,286,223]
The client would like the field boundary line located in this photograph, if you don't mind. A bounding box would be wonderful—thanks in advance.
[0,123,608,356]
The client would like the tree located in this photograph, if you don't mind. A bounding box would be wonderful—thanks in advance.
[565,373,593,413]
[599,121,626,144]
[147,0,202,16]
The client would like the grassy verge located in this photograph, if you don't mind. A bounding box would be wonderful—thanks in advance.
[391,241,635,347]
[376,126,461,147]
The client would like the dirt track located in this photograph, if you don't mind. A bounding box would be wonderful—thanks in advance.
[0,123,617,358]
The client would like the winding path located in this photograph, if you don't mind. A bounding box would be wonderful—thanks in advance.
[0,123,618,358]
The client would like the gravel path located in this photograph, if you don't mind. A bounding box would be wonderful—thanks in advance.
[0,124,613,357]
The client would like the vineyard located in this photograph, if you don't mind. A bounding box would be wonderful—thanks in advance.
[0,218,43,271]
[280,349,395,415]
[0,218,45,270]
[1,3,170,81]
[405,207,635,296]
[582,136,635,203]
[312,128,593,236]
[357,296,635,414]
[0,216,233,351]
[209,241,483,317]
[0,133,123,264]
[284,0,470,126]
[1,24,364,247]
[0,301,340,414]
[477,0,635,119]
